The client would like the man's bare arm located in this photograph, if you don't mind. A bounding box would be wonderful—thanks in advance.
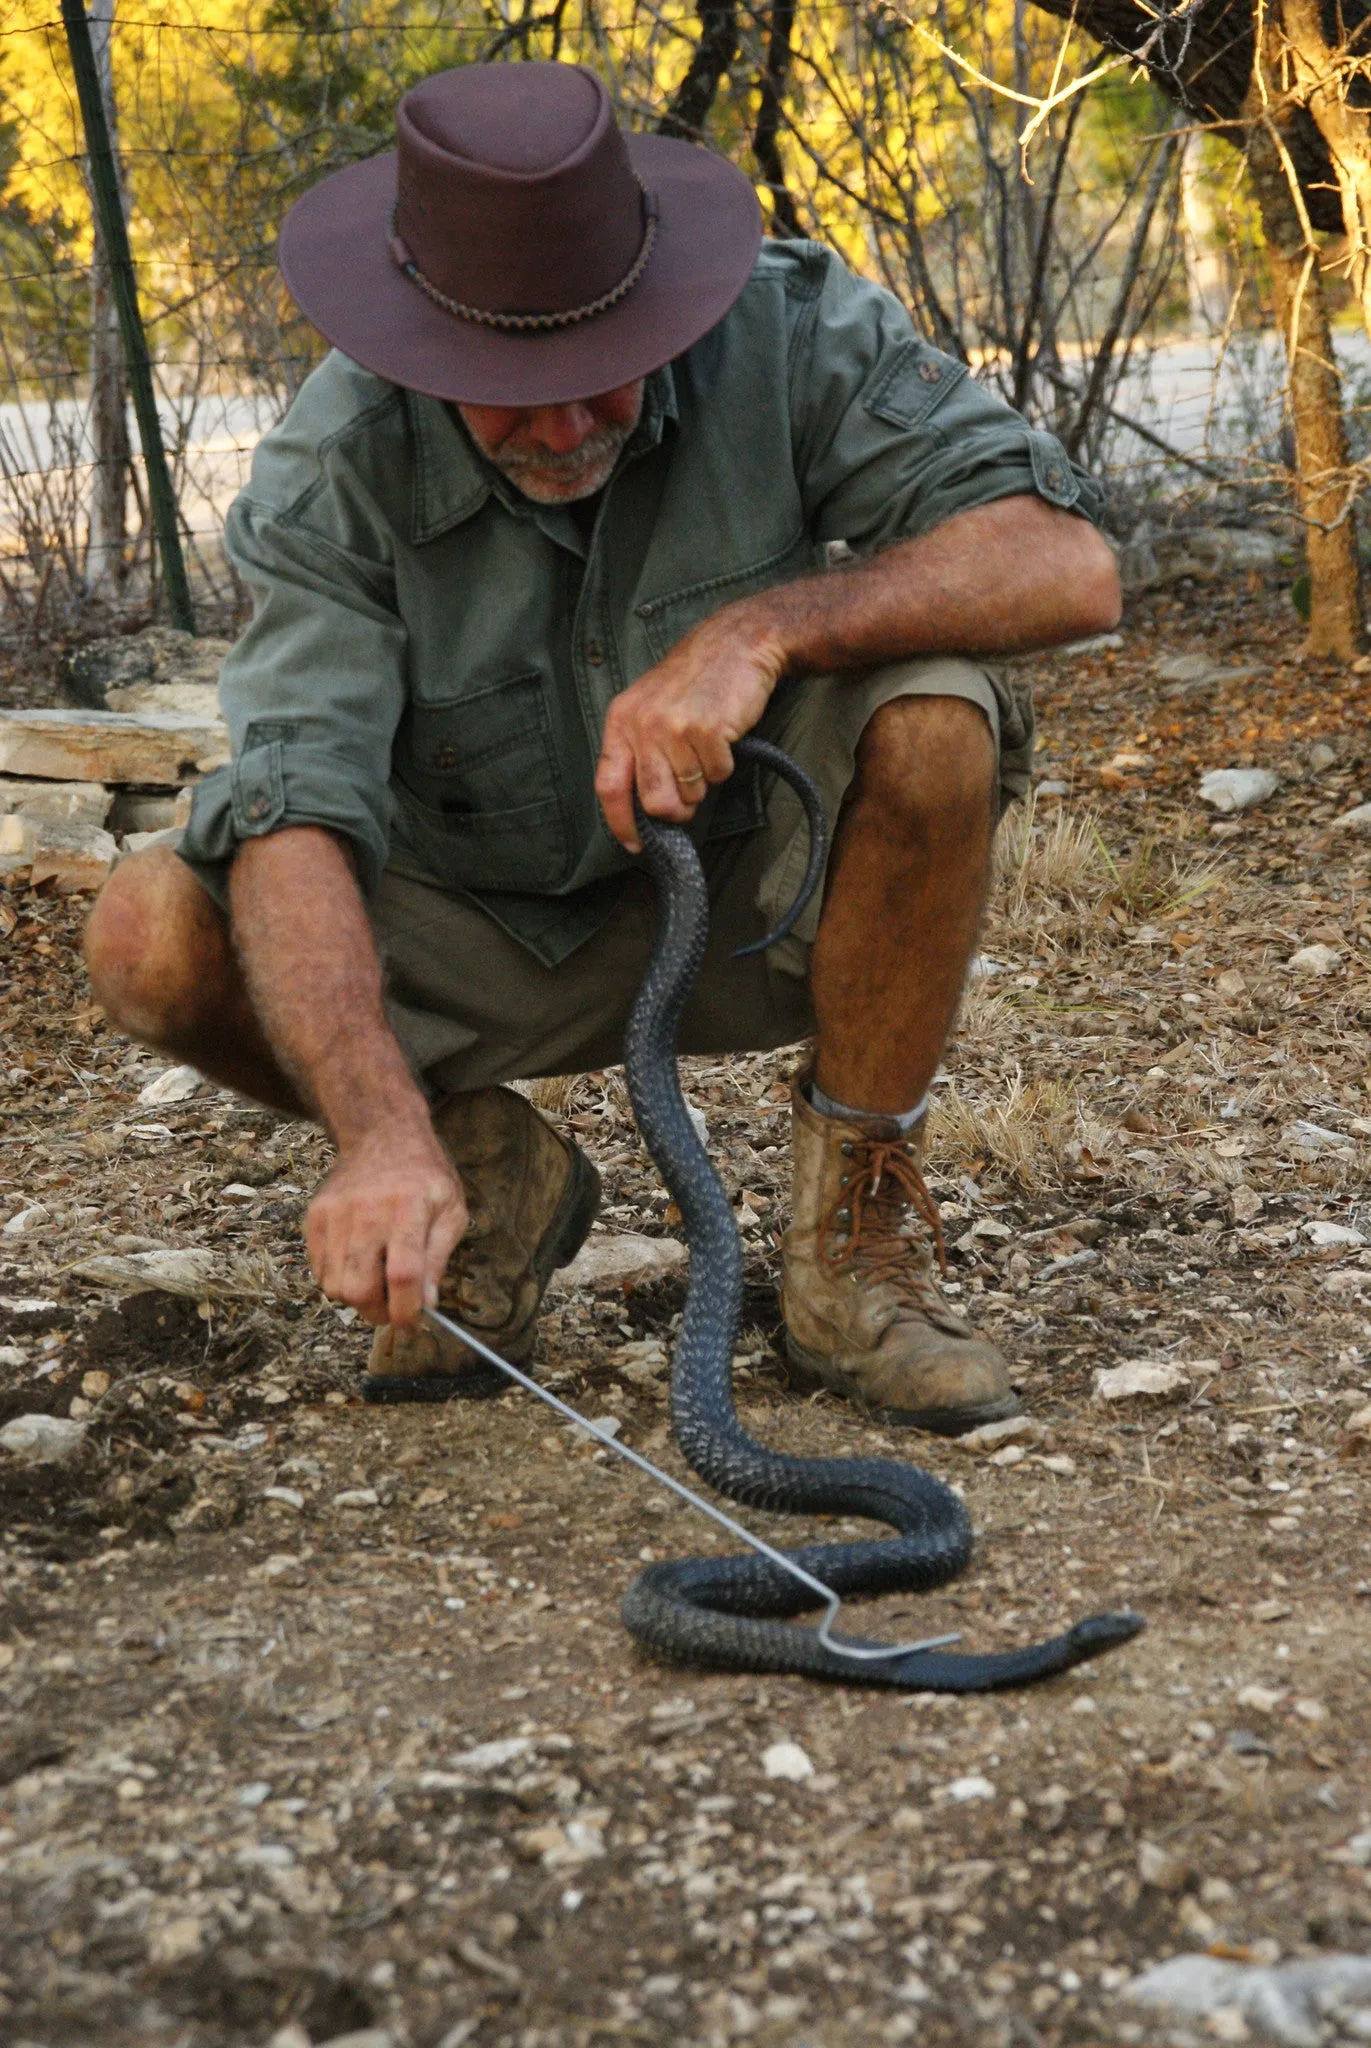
[596,496,1120,848]
[230,826,465,1326]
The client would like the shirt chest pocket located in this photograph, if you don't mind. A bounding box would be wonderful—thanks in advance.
[393,670,572,892]
[635,527,815,666]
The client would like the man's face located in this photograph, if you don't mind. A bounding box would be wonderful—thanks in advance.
[457,379,645,505]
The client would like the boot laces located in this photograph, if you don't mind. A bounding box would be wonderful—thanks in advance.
[817,1134,948,1289]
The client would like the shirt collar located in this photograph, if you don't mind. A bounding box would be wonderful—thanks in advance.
[405,363,678,546]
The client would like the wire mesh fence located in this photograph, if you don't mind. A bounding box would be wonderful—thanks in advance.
[0,0,1334,647]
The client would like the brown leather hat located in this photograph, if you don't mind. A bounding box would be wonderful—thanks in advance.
[277,63,763,406]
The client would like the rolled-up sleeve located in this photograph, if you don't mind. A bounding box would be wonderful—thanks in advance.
[178,400,407,905]
[790,251,1105,548]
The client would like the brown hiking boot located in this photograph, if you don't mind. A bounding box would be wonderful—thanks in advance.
[362,1085,600,1403]
[781,1067,1019,1434]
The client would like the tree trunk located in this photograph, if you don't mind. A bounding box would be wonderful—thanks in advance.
[1281,0,1371,339]
[86,0,131,593]
[1244,91,1365,656]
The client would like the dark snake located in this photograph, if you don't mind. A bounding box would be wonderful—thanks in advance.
[618,735,1143,1690]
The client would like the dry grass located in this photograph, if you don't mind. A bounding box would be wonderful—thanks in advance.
[928,1069,1079,1187]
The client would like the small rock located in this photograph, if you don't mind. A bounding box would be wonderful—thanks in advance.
[959,1416,1048,1452]
[138,1065,203,1106]
[27,816,120,893]
[1157,651,1219,684]
[1199,768,1279,814]
[1330,801,1371,832]
[236,1843,295,1869]
[553,1232,689,1292]
[146,1916,206,1966]
[1124,1951,1371,2048]
[1094,1360,1190,1402]
[1287,943,1340,976]
[762,1741,814,1782]
[686,1103,709,1146]
[1303,1219,1365,1248]
[238,1781,272,1807]
[1061,631,1125,656]
[80,1370,111,1399]
[990,1444,1027,1467]
[1235,1685,1285,1713]
[1138,1840,1191,1892]
[261,1486,305,1511]
[1345,1831,1371,1867]
[1252,1598,1292,1623]
[1231,1187,1263,1223]
[1292,1696,1327,1723]
[1215,967,1248,1001]
[1284,1120,1353,1154]
[449,1737,534,1772]
[2,1203,47,1236]
[1345,1404,1371,1437]
[945,1774,996,1802]
[1039,1453,1077,1476]
[331,1488,379,1510]
[0,1414,88,1463]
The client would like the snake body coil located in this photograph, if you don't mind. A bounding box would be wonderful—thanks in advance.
[619,736,1142,1690]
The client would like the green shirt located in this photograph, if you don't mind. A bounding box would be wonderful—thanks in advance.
[182,239,1102,966]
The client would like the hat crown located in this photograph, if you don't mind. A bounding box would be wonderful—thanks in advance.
[394,64,646,319]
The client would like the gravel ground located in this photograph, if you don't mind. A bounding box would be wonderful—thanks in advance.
[1,572,1370,2048]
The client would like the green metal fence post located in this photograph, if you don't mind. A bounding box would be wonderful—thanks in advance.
[61,0,195,633]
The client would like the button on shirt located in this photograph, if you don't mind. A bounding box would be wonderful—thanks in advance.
[181,239,1104,966]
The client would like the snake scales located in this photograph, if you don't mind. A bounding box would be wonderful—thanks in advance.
[618,736,1142,1690]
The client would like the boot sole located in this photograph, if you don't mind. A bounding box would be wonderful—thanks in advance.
[361,1143,602,1405]
[783,1332,1021,1438]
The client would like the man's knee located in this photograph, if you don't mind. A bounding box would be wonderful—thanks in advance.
[85,847,228,1040]
[857,691,997,826]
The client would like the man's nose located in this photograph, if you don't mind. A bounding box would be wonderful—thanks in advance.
[526,403,597,453]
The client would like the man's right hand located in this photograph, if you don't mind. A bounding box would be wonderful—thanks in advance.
[305,1123,467,1328]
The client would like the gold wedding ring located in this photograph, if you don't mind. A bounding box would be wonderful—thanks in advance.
[675,767,706,788]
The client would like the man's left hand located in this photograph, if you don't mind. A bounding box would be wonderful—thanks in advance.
[594,607,784,852]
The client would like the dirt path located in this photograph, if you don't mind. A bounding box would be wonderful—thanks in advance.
[1,576,1369,2048]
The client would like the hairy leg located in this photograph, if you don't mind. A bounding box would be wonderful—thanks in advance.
[809,693,996,1116]
[83,847,308,1116]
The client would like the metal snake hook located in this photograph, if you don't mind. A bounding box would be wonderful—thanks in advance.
[420,1304,962,1665]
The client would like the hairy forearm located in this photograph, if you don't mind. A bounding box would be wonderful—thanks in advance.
[229,827,429,1150]
[736,496,1121,677]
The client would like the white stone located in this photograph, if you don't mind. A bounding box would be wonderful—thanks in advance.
[106,679,221,721]
[2,1202,47,1236]
[332,1488,379,1510]
[1124,1952,1371,2048]
[762,1740,814,1782]
[146,1916,206,1965]
[1157,651,1219,684]
[0,1414,87,1463]
[73,1247,219,1298]
[958,1416,1048,1452]
[945,1775,996,1802]
[1330,801,1371,832]
[28,816,120,893]
[121,827,183,857]
[1094,1360,1190,1401]
[1303,1219,1365,1248]
[686,1103,709,1145]
[1199,768,1279,813]
[137,1065,203,1106]
[1285,1119,1353,1153]
[449,1737,534,1773]
[1287,944,1340,976]
[261,1487,305,1511]
[0,707,227,785]
[552,1231,688,1292]
[0,776,112,825]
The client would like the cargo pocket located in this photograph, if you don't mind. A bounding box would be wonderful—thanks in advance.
[392,670,572,894]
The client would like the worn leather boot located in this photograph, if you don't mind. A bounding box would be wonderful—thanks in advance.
[362,1086,600,1403]
[781,1067,1019,1433]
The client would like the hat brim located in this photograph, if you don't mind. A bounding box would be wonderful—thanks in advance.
[277,134,763,407]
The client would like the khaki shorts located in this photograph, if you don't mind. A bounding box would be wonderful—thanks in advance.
[375,657,1032,1097]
